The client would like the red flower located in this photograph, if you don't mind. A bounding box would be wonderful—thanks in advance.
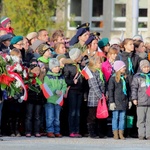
[31,79,36,84]
[0,74,14,86]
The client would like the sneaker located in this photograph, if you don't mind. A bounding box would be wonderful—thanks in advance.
[35,133,41,137]
[10,133,15,137]
[26,133,31,137]
[69,133,76,138]
[74,133,82,138]
[16,133,21,137]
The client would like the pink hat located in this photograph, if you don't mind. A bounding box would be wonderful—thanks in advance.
[113,60,126,72]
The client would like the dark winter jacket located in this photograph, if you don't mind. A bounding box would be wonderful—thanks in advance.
[63,63,84,92]
[116,51,141,84]
[27,84,45,105]
[131,73,150,106]
[108,75,130,110]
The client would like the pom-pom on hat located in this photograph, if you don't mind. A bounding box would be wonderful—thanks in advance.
[69,48,82,61]
[49,58,60,70]
[0,17,11,27]
[113,60,126,72]
[140,59,150,70]
[10,36,23,45]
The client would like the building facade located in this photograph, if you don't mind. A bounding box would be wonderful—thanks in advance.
[56,0,150,39]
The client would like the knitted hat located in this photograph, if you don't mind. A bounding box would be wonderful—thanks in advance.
[0,17,11,27]
[10,36,23,45]
[30,40,44,51]
[38,44,50,56]
[26,32,37,40]
[69,48,82,61]
[109,38,121,46]
[98,38,109,48]
[56,54,66,61]
[49,58,60,70]
[113,60,126,72]
[29,58,39,70]
[140,60,150,70]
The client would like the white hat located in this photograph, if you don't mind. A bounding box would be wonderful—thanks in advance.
[26,32,37,40]
[109,38,121,46]
[69,48,82,61]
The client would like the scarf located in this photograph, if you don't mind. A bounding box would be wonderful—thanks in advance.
[120,75,127,95]
[140,73,150,87]
[96,68,104,83]
[128,57,134,74]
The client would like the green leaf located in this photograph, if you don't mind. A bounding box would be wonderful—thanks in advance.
[29,85,40,93]
[1,84,6,90]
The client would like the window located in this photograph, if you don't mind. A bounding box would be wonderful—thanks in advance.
[91,0,103,30]
[67,0,82,29]
[112,0,126,30]
[138,0,148,30]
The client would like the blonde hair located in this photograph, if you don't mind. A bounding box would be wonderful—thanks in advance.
[115,70,127,83]
[107,47,118,58]
[88,56,103,72]
[10,48,21,57]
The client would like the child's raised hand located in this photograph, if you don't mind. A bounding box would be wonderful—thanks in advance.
[133,100,138,105]
[56,90,62,96]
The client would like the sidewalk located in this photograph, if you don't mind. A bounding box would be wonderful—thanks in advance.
[0,136,150,150]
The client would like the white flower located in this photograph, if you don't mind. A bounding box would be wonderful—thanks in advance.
[15,80,22,88]
[11,56,20,63]
[23,69,27,78]
[6,55,11,61]
[14,63,22,72]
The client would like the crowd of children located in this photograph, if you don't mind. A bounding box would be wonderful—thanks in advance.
[0,16,150,141]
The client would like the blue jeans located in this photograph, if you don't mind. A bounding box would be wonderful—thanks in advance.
[25,103,42,134]
[68,90,83,134]
[45,103,61,134]
[112,110,126,131]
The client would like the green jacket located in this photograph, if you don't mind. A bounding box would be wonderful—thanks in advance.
[72,42,87,53]
[44,70,67,104]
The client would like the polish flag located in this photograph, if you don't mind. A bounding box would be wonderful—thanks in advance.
[81,66,93,80]
[97,48,106,58]
[56,93,64,106]
[40,83,53,99]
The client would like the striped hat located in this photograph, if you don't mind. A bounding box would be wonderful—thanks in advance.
[0,17,11,27]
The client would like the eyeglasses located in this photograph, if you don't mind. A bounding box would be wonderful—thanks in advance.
[16,43,24,46]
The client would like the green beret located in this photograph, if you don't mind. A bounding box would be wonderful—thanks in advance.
[10,36,23,45]
[98,38,109,48]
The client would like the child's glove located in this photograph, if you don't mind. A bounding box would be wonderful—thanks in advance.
[128,101,132,109]
[109,103,116,111]
[56,90,62,96]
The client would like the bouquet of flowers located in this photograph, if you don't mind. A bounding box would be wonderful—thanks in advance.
[0,53,40,102]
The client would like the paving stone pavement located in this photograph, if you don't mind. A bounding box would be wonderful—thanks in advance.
[0,136,150,150]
